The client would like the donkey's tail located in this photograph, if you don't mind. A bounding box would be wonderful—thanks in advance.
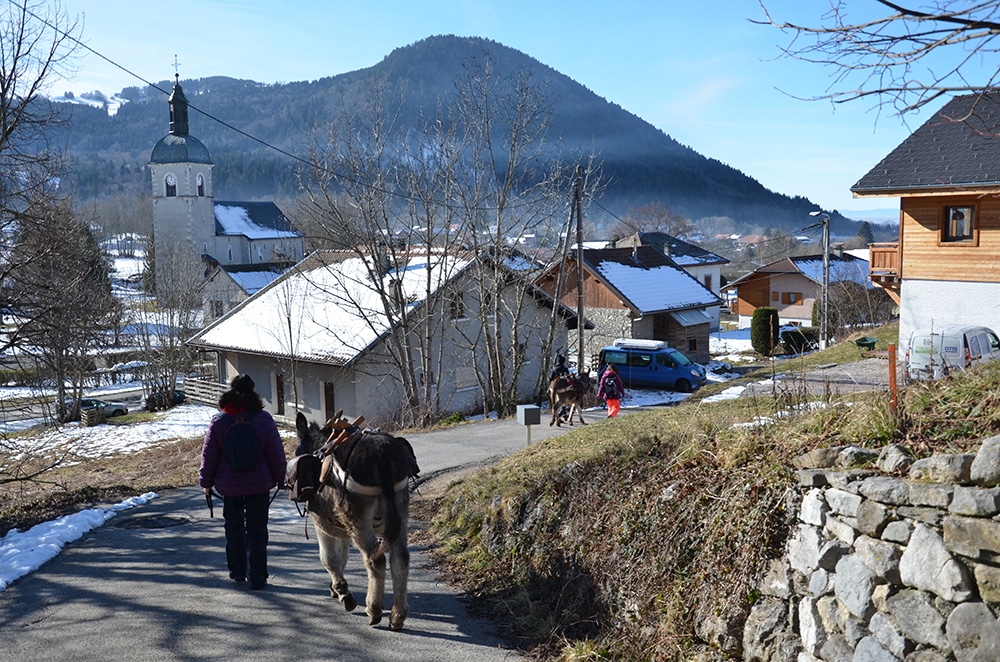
[375,460,404,558]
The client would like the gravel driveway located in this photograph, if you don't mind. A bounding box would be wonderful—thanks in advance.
[739,356,903,399]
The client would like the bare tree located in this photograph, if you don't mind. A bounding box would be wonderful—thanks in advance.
[10,199,115,422]
[296,88,462,427]
[610,201,694,242]
[449,55,590,417]
[758,0,1000,114]
[138,239,202,410]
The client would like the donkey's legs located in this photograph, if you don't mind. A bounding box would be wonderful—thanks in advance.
[316,528,356,611]
[574,403,587,426]
[388,495,410,631]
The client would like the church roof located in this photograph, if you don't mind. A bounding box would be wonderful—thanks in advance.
[214,201,300,239]
[149,133,212,164]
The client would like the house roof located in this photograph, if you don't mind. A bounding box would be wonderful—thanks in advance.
[214,201,300,240]
[618,232,729,267]
[853,94,1000,195]
[580,247,722,315]
[726,253,872,289]
[188,250,589,365]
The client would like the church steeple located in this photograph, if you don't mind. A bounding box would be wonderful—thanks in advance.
[168,74,189,136]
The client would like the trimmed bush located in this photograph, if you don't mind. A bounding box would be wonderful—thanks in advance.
[781,327,819,354]
[751,307,780,356]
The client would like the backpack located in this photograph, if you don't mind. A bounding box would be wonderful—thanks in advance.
[221,413,260,472]
[603,374,620,400]
[285,453,323,503]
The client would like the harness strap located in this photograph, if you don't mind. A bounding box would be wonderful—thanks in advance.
[329,452,408,495]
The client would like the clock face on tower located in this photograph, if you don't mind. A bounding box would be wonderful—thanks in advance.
[166,173,177,186]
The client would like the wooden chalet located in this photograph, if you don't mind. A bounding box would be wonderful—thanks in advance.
[852,93,1000,345]
[536,246,721,366]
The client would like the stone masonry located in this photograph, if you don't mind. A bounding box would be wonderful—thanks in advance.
[743,434,1000,661]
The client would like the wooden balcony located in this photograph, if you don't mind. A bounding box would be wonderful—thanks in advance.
[869,242,901,303]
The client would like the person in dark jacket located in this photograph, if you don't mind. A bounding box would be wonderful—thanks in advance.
[597,363,626,418]
[200,374,286,590]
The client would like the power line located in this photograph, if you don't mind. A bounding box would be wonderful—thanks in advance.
[18,0,561,216]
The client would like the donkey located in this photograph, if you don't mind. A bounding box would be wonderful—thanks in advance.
[548,372,592,427]
[293,412,419,631]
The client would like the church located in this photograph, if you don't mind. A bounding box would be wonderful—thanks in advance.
[147,75,304,295]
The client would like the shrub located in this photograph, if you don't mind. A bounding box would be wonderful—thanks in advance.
[781,327,819,354]
[751,307,780,355]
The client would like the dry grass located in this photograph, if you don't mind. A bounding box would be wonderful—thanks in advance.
[428,325,1000,660]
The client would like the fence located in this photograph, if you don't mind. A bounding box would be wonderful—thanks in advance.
[183,377,227,407]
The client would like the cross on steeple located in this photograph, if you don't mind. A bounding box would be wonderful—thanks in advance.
[172,54,181,81]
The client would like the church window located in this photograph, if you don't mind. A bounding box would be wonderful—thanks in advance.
[197,174,205,196]
[165,173,177,197]
[257,245,263,261]
[227,244,233,262]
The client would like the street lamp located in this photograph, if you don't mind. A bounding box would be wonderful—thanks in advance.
[809,211,831,350]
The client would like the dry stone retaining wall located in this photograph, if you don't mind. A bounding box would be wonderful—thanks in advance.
[743,435,1000,661]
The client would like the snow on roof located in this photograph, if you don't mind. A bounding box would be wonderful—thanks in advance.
[595,261,721,313]
[792,255,871,287]
[214,203,299,240]
[228,270,284,295]
[190,253,472,364]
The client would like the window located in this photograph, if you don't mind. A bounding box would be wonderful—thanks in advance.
[197,173,205,196]
[781,292,802,305]
[227,244,233,262]
[323,382,336,419]
[688,338,698,352]
[274,374,285,416]
[943,205,976,243]
[657,353,676,368]
[772,292,779,302]
[210,300,223,318]
[165,173,177,197]
[703,274,712,291]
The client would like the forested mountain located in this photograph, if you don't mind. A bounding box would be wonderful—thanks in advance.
[53,35,863,236]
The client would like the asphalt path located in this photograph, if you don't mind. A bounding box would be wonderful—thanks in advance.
[0,414,585,661]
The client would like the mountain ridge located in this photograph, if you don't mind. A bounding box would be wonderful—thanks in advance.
[55,35,867,236]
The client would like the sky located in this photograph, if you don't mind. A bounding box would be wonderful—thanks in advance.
[47,1,954,219]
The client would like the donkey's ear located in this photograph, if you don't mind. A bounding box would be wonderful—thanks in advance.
[296,412,309,433]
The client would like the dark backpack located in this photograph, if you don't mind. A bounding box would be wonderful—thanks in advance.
[603,375,620,400]
[221,413,260,472]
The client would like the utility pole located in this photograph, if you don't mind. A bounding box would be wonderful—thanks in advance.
[810,211,831,350]
[574,166,586,373]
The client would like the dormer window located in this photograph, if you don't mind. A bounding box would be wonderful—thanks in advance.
[165,172,177,197]
[197,173,205,196]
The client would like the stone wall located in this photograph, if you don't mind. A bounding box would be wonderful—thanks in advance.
[743,436,1000,661]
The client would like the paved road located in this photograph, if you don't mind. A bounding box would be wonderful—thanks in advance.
[0,415,584,661]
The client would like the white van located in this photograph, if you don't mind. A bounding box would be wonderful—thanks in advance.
[905,325,1000,380]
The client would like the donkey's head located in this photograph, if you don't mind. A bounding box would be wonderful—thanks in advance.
[294,412,330,456]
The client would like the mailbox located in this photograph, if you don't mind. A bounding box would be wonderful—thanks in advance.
[517,404,541,426]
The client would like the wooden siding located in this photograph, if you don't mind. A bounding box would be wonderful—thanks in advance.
[900,195,1000,282]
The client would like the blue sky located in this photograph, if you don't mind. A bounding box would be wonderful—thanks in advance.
[55,0,946,217]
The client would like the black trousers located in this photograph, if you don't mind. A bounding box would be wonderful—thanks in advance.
[222,492,270,582]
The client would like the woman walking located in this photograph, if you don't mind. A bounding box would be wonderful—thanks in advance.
[200,374,286,590]
[598,363,626,418]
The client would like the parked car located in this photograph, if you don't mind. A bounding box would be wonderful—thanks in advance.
[596,338,707,392]
[145,390,186,411]
[905,325,1000,380]
[64,397,130,421]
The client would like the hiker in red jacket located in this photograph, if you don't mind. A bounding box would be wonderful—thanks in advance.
[199,374,286,590]
[598,364,626,418]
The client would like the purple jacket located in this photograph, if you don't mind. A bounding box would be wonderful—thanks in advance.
[199,409,287,497]
[597,369,625,401]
